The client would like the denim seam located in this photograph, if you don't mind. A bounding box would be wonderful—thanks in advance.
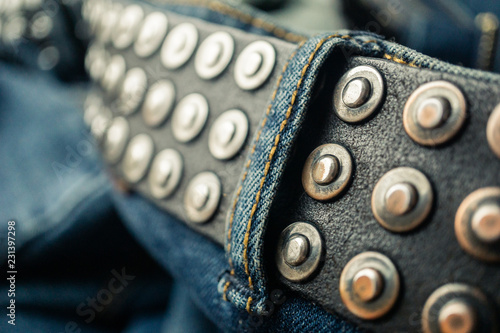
[152,0,307,43]
[224,42,304,301]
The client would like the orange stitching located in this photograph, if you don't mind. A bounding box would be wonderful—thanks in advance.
[225,42,304,276]
[246,297,253,313]
[222,281,231,301]
[241,36,337,304]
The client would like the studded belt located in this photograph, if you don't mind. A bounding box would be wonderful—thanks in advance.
[81,0,500,332]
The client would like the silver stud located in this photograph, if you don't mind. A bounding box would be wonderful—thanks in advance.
[372,167,433,233]
[37,46,60,71]
[195,31,234,80]
[101,54,126,95]
[333,65,385,123]
[455,187,500,262]
[142,80,176,127]
[103,117,129,164]
[276,222,323,282]
[29,11,53,39]
[116,67,148,115]
[122,134,154,183]
[340,252,400,320]
[3,15,26,44]
[85,43,107,81]
[302,144,353,201]
[283,234,310,267]
[84,93,102,126]
[311,155,339,186]
[133,12,168,58]
[97,3,122,44]
[438,300,476,333]
[112,5,144,50]
[184,172,221,223]
[90,106,112,142]
[487,104,500,158]
[234,40,276,90]
[209,109,248,160]
[161,22,198,69]
[422,284,496,333]
[342,77,371,108]
[148,149,183,199]
[404,81,466,146]
[172,93,209,143]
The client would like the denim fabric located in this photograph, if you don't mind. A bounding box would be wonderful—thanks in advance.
[2,0,500,332]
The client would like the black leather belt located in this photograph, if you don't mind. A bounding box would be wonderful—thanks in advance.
[81,0,500,331]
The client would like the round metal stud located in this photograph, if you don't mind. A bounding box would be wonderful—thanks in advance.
[3,15,26,44]
[101,54,126,96]
[372,167,433,232]
[404,81,467,146]
[422,284,497,333]
[116,67,148,115]
[90,106,112,142]
[208,109,249,160]
[302,144,353,201]
[30,11,53,39]
[142,80,176,127]
[455,187,500,262]
[161,23,198,69]
[276,222,324,282]
[487,104,500,158]
[340,252,400,320]
[234,40,276,90]
[103,117,129,164]
[184,171,221,223]
[85,44,108,82]
[333,65,385,123]
[133,12,168,58]
[112,5,144,50]
[148,149,183,199]
[84,93,102,126]
[122,134,155,183]
[195,31,234,80]
[172,93,209,143]
[97,3,122,44]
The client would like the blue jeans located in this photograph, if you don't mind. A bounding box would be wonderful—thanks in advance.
[1,1,500,332]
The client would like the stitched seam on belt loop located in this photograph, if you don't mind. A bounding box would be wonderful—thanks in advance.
[225,41,305,285]
[246,297,253,313]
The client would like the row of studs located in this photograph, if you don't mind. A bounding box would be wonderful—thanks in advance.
[82,0,277,91]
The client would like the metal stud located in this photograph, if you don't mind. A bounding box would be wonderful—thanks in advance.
[422,284,497,333]
[195,31,234,80]
[101,54,126,96]
[184,171,221,223]
[333,65,385,123]
[142,80,176,127]
[116,67,148,115]
[302,144,353,201]
[340,252,400,320]
[455,187,500,262]
[85,43,108,82]
[372,167,433,233]
[276,222,324,282]
[90,106,112,142]
[84,93,102,126]
[487,104,500,158]
[122,134,155,183]
[161,23,198,69]
[209,109,249,160]
[234,40,276,90]
[148,149,183,199]
[112,5,144,50]
[103,117,129,164]
[404,81,467,146]
[97,3,122,44]
[133,12,168,58]
[29,11,53,39]
[172,93,209,143]
[3,15,26,44]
